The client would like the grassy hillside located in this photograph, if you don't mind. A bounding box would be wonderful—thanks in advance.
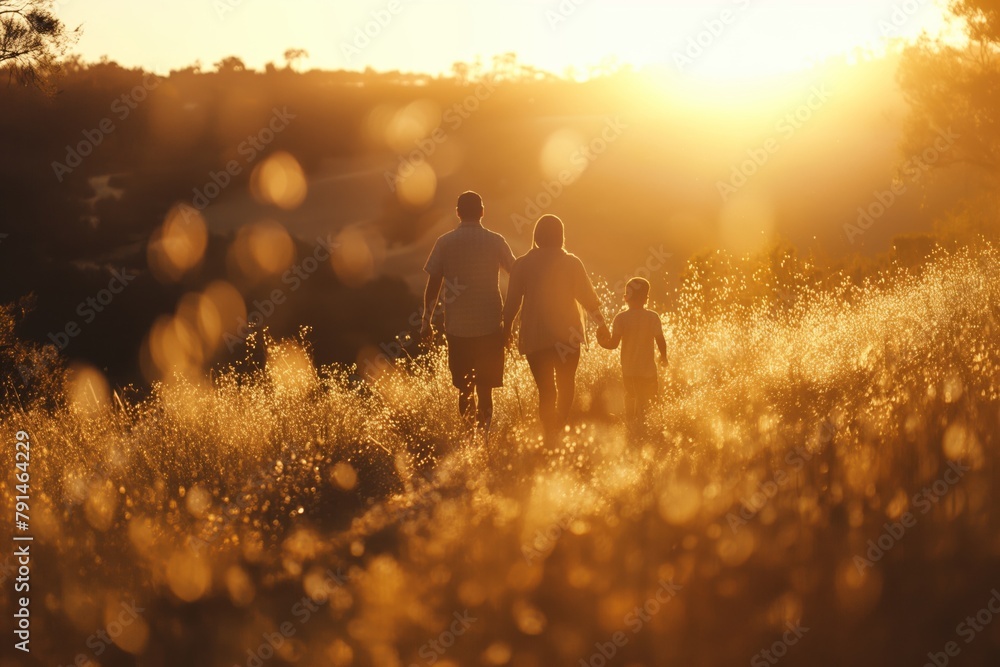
[2,242,999,666]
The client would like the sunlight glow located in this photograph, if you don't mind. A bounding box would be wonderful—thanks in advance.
[56,0,949,81]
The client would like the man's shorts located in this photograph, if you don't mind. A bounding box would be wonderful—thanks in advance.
[446,330,505,389]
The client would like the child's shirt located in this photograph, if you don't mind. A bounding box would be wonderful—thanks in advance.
[611,307,664,379]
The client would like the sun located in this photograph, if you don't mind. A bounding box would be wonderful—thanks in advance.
[549,0,950,84]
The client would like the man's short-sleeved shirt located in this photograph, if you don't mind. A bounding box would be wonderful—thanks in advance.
[424,222,516,338]
[612,307,663,379]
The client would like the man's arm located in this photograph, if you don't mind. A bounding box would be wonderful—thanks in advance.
[502,263,524,345]
[499,237,516,274]
[421,274,444,338]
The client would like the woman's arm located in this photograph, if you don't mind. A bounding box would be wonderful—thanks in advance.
[598,315,622,350]
[573,256,609,335]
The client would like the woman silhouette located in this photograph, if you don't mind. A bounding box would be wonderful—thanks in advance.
[502,215,609,435]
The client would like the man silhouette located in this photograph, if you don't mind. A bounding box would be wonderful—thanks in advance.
[421,191,516,434]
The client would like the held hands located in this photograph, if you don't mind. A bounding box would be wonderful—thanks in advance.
[419,317,434,342]
[502,324,516,350]
[596,323,612,349]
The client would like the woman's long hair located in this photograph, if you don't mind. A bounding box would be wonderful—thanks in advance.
[532,214,564,250]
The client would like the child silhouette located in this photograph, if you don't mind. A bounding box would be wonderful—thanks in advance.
[598,277,667,427]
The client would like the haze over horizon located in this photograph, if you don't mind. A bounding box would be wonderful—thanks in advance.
[58,0,948,80]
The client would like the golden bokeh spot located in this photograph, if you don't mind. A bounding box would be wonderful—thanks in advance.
[658,480,703,525]
[145,314,204,379]
[539,128,587,183]
[65,364,111,417]
[331,227,377,288]
[84,481,118,532]
[482,642,513,666]
[229,220,296,280]
[225,566,256,607]
[200,281,247,351]
[251,151,307,210]
[303,567,333,603]
[106,600,149,655]
[943,421,984,469]
[385,99,441,153]
[513,599,548,636]
[148,204,208,283]
[266,342,318,399]
[395,161,437,209]
[331,462,358,491]
[458,579,487,607]
[325,638,354,667]
[185,485,212,518]
[283,527,321,563]
[835,559,882,615]
[128,516,157,556]
[716,529,756,567]
[166,552,212,602]
[506,560,543,592]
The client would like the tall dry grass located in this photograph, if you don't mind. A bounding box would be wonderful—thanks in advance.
[2,242,999,666]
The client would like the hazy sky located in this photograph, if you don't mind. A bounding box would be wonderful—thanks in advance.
[57,0,948,78]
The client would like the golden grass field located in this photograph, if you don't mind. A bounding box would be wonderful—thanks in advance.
[3,242,1000,666]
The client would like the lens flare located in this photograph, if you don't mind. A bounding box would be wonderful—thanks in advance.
[395,161,437,208]
[229,220,296,281]
[148,204,208,283]
[251,151,308,209]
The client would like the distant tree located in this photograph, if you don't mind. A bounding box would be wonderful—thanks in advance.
[0,0,78,88]
[283,48,308,71]
[491,52,518,80]
[899,0,1000,174]
[451,61,469,85]
[213,55,247,73]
